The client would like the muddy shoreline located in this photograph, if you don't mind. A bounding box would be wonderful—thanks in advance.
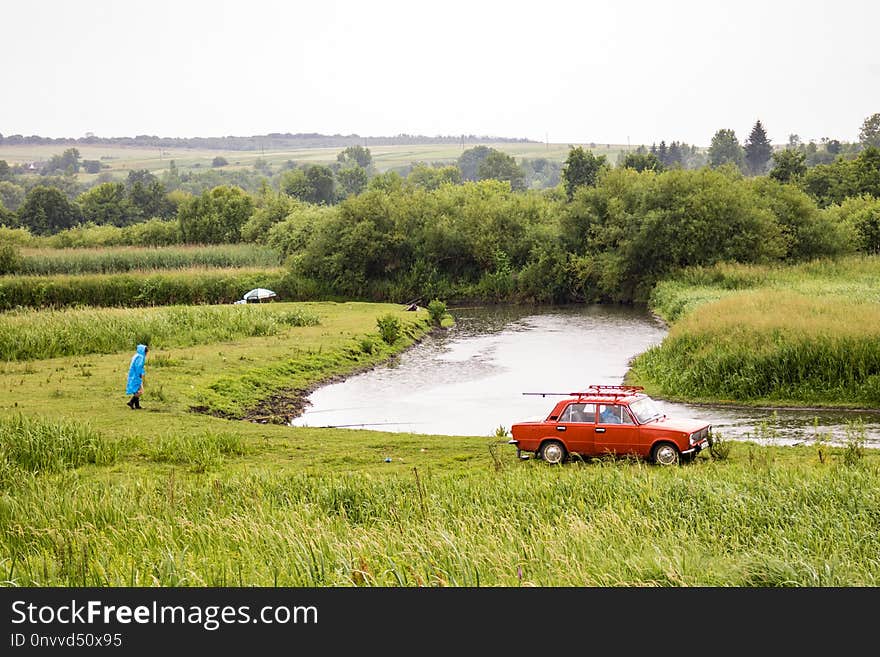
[196,322,443,425]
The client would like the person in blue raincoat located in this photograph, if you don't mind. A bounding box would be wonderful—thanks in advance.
[126,344,149,409]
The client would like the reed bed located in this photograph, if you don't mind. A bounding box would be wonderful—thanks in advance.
[0,267,292,310]
[16,244,282,275]
[650,256,880,322]
[632,289,880,404]
[1,452,878,586]
[0,303,320,361]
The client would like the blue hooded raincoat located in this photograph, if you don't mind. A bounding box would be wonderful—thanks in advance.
[126,344,147,395]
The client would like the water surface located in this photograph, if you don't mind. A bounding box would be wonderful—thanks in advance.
[290,304,880,447]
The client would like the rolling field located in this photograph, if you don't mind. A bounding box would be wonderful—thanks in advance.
[0,141,630,181]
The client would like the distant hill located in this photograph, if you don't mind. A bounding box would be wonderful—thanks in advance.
[0,132,538,151]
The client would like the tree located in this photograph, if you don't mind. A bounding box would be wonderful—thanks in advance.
[177,185,254,243]
[477,151,525,191]
[211,156,229,167]
[126,170,173,219]
[280,165,336,205]
[769,149,807,183]
[0,160,10,181]
[666,142,683,168]
[620,152,663,173]
[406,164,461,191]
[240,190,298,244]
[42,148,81,175]
[77,182,131,226]
[367,171,404,194]
[562,146,607,199]
[744,120,773,175]
[337,166,369,198]
[708,129,745,170]
[337,145,372,169]
[0,181,26,212]
[457,146,493,181]
[860,113,880,148]
[18,185,82,234]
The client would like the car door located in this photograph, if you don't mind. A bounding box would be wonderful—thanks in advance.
[595,403,639,456]
[556,402,596,457]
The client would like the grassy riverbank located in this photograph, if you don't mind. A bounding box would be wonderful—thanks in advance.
[2,296,879,587]
[628,256,880,407]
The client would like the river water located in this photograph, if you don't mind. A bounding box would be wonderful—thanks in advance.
[289,304,880,448]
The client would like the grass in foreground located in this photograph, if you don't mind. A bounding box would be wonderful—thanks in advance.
[1,433,877,586]
[1,297,878,587]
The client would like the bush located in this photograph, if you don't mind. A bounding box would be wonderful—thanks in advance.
[427,299,447,325]
[376,314,401,344]
[708,431,731,461]
[0,242,22,274]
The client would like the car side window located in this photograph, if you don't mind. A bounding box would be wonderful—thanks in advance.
[599,404,634,425]
[560,403,596,423]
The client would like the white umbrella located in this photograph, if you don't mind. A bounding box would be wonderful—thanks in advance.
[242,288,278,303]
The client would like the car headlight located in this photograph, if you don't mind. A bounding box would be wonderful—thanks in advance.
[689,428,709,445]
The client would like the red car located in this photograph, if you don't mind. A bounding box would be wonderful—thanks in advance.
[509,385,712,466]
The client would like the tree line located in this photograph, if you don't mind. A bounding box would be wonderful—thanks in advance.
[2,115,879,304]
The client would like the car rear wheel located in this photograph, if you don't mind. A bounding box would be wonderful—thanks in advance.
[651,442,680,466]
[540,440,567,465]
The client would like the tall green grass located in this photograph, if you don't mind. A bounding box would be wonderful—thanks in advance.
[1,451,878,586]
[0,267,297,310]
[650,256,880,323]
[0,303,320,360]
[143,430,249,473]
[631,259,880,405]
[0,414,117,477]
[16,244,282,275]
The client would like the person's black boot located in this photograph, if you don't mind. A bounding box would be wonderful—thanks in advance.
[134,396,142,409]
[127,396,137,409]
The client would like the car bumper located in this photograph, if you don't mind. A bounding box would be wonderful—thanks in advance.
[683,438,710,455]
[508,439,530,460]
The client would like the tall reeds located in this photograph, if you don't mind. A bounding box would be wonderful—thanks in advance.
[16,244,281,275]
[0,304,320,360]
[632,286,880,404]
[0,267,292,310]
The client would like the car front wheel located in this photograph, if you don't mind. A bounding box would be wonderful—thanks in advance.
[539,440,567,465]
[651,442,680,466]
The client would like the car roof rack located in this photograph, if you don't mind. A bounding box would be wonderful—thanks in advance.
[523,385,645,399]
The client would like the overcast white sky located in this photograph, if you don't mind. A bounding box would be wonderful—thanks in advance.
[3,0,878,146]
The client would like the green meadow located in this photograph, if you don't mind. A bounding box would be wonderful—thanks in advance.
[1,292,879,586]
[1,241,878,587]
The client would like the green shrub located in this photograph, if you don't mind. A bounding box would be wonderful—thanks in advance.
[0,243,22,274]
[377,314,401,344]
[708,431,731,460]
[427,299,447,325]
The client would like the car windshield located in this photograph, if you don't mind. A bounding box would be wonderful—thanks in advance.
[628,397,664,424]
